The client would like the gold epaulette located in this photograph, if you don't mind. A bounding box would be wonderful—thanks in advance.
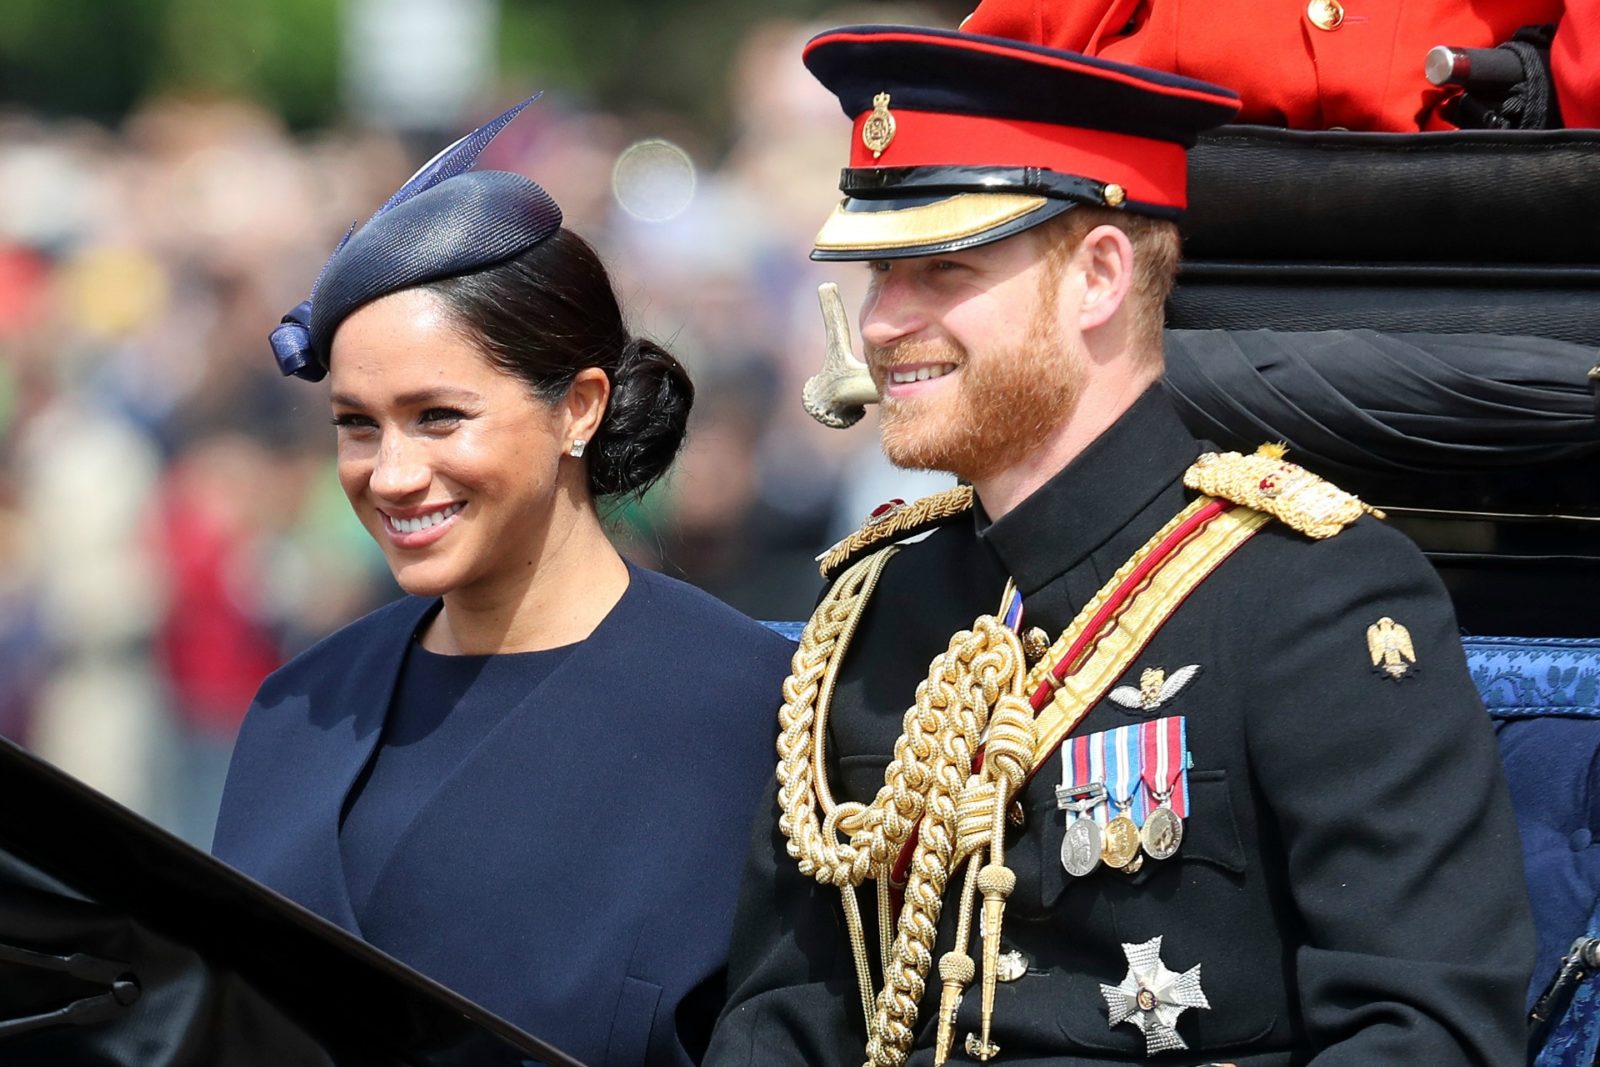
[1183,443,1382,540]
[818,484,975,580]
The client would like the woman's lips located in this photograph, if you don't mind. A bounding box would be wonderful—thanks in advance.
[379,501,465,549]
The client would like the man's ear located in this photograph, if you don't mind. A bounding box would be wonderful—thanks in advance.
[1076,224,1135,333]
[563,366,611,443]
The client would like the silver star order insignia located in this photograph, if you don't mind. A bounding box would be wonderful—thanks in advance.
[1099,936,1210,1055]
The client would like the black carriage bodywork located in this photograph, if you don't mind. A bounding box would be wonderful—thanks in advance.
[1170,125,1600,638]
[0,735,587,1067]
[1167,125,1600,1064]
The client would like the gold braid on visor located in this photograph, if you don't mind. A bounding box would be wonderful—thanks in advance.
[812,193,1049,254]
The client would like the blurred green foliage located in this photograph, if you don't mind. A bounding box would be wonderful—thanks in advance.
[500,0,825,130]
[0,0,339,127]
[0,0,963,131]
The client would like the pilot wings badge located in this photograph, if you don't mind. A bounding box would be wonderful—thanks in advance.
[1366,617,1416,680]
[1109,665,1201,712]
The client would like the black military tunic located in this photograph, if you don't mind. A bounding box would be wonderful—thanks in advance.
[707,385,1535,1066]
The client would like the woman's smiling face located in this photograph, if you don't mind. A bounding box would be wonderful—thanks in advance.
[328,287,569,603]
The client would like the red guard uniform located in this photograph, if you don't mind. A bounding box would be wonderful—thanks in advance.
[963,0,1600,129]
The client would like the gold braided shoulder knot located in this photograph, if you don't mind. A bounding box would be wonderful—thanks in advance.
[1183,442,1382,539]
[818,485,975,580]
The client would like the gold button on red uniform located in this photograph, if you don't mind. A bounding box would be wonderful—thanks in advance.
[1306,0,1344,30]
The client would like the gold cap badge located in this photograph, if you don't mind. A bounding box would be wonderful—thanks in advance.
[862,92,896,159]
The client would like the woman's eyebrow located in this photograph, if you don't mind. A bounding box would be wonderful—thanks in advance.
[330,386,484,408]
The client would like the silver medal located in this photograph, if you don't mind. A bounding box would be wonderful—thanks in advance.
[1056,782,1107,877]
[1061,816,1103,877]
[1141,804,1184,861]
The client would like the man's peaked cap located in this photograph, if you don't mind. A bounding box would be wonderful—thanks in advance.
[802,25,1240,260]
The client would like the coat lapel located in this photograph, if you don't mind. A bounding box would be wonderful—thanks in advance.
[352,577,642,927]
[264,597,434,934]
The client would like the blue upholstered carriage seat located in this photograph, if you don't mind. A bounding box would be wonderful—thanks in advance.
[1472,637,1600,1065]
[1476,638,1600,998]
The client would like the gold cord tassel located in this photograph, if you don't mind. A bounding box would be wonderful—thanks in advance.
[934,949,975,1065]
[969,863,1014,1061]
[933,861,981,1065]
[966,695,1036,1061]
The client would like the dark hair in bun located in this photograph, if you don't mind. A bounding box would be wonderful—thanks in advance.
[424,228,693,498]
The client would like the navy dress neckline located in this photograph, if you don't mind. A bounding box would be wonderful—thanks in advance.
[338,641,576,923]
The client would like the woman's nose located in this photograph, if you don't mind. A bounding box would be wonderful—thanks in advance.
[369,433,430,499]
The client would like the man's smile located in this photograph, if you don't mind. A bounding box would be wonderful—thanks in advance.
[878,360,961,400]
[886,362,958,385]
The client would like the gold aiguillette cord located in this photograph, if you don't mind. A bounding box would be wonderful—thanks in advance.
[786,566,1031,1067]
[933,582,1038,1065]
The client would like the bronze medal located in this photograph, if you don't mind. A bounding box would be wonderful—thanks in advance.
[1141,804,1184,861]
[1101,814,1141,869]
[1061,817,1102,877]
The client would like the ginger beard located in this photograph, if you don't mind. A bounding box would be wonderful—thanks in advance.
[868,278,1085,483]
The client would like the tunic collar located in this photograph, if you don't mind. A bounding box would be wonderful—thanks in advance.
[980,384,1201,594]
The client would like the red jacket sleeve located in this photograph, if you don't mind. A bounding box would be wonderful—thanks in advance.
[963,0,1592,130]
[961,0,1139,54]
[1554,0,1600,126]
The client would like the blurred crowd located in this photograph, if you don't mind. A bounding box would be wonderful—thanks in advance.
[0,14,953,846]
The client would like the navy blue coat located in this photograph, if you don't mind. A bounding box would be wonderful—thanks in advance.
[214,566,793,1067]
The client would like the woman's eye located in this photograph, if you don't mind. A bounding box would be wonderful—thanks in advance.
[330,413,375,431]
[419,407,467,426]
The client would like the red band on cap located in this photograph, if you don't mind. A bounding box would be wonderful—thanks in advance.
[849,109,1188,209]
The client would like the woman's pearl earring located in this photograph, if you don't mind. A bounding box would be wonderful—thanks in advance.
[569,439,587,458]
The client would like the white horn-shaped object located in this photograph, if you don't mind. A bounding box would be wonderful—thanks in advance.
[801,282,879,429]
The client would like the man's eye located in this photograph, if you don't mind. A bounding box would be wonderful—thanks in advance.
[865,260,891,274]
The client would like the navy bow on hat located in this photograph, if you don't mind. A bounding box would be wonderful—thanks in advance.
[269,95,563,382]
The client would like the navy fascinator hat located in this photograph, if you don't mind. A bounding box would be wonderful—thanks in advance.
[269,97,562,382]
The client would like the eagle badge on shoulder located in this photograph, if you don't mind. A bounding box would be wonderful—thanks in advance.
[1109,665,1201,712]
[1366,617,1416,680]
